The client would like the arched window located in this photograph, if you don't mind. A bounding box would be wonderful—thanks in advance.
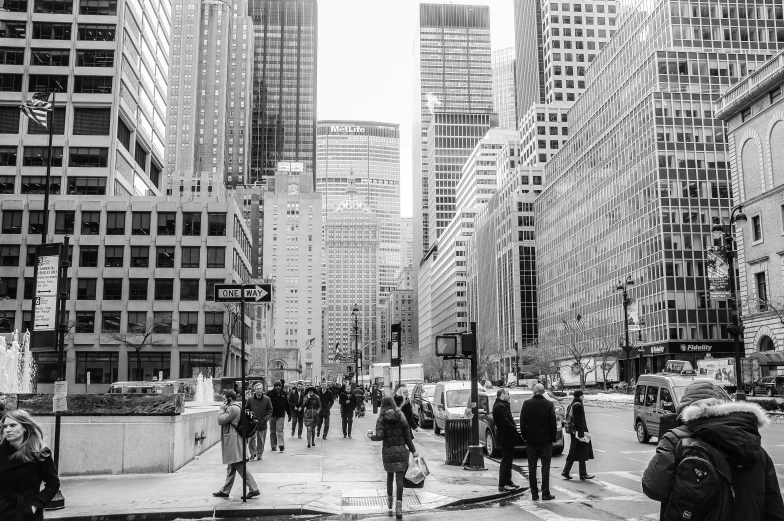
[760,336,776,352]
[271,360,285,382]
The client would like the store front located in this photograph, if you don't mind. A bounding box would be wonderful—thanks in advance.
[640,341,737,375]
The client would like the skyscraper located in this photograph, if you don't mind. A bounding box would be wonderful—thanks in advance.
[249,0,317,187]
[316,121,400,297]
[412,3,493,265]
[491,48,517,130]
[513,0,545,126]
[400,217,413,268]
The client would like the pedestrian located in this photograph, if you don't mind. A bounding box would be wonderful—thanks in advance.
[289,382,305,438]
[0,409,60,521]
[266,380,290,452]
[520,383,557,500]
[642,381,784,520]
[317,383,334,440]
[302,387,321,448]
[213,391,260,499]
[394,384,418,437]
[245,383,272,460]
[339,385,355,438]
[352,385,365,417]
[368,396,418,519]
[561,390,594,480]
[492,387,522,491]
[372,384,382,414]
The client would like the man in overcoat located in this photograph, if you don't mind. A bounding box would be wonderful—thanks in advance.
[492,388,522,492]
[520,383,557,500]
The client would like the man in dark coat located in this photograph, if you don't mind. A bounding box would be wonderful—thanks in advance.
[317,383,334,439]
[339,385,355,438]
[289,382,305,438]
[561,390,594,480]
[520,383,557,500]
[245,383,272,460]
[266,381,290,452]
[642,382,784,520]
[492,388,521,492]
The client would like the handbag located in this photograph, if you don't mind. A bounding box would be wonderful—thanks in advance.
[404,453,430,485]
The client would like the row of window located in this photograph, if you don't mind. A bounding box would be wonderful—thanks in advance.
[1,210,227,237]
[0,74,111,93]
[0,48,114,67]
[0,176,106,196]
[0,0,116,16]
[0,145,107,166]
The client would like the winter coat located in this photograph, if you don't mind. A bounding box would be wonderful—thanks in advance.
[642,401,784,521]
[0,442,60,521]
[289,389,304,414]
[302,395,321,427]
[318,390,334,417]
[492,398,519,449]
[339,390,355,418]
[266,389,290,419]
[394,397,418,433]
[566,400,593,461]
[370,409,416,472]
[245,394,273,429]
[218,403,246,464]
[520,394,557,446]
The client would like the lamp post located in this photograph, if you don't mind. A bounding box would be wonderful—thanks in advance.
[712,205,748,401]
[616,275,635,386]
[513,342,520,387]
[351,305,360,386]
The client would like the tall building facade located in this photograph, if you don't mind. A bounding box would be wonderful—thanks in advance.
[513,0,545,127]
[536,0,783,378]
[261,169,322,380]
[383,267,416,364]
[491,48,517,130]
[412,3,492,265]
[0,0,169,198]
[322,183,380,370]
[166,0,253,198]
[249,0,317,187]
[316,121,400,297]
[400,217,413,268]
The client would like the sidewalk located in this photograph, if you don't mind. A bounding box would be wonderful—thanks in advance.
[47,412,525,520]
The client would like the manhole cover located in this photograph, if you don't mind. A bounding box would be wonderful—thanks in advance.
[342,496,421,507]
[437,476,498,487]
[279,483,331,493]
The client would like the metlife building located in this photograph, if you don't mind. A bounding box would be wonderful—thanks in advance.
[316,121,401,298]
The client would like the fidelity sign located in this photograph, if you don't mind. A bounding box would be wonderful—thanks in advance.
[679,344,713,352]
[330,126,366,134]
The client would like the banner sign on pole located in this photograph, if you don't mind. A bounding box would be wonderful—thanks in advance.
[32,244,61,350]
[390,323,401,367]
[706,250,730,298]
[627,296,641,332]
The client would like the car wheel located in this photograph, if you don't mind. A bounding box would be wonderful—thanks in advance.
[767,387,774,397]
[636,420,651,444]
[485,431,499,457]
[434,421,441,435]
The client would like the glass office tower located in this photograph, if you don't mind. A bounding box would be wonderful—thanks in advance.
[536,0,784,378]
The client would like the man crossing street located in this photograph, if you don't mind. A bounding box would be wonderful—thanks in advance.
[520,383,557,501]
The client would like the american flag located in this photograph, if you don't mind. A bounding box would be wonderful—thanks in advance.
[20,92,52,128]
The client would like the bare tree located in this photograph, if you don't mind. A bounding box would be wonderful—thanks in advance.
[104,313,171,379]
[421,346,448,382]
[476,326,502,382]
[559,314,594,391]
[522,342,564,389]
[206,302,244,376]
[584,323,621,390]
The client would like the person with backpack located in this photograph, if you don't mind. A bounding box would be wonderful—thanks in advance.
[561,390,594,480]
[339,385,355,438]
[302,387,321,448]
[213,391,260,499]
[642,381,784,521]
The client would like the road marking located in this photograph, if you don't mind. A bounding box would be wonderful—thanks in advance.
[552,485,587,500]
[595,479,646,499]
[593,448,607,453]
[603,471,643,482]
[620,429,637,434]
[620,451,652,454]
[514,499,600,520]
[625,515,658,521]
[628,458,650,464]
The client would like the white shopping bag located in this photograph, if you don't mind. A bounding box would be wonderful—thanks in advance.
[404,454,430,484]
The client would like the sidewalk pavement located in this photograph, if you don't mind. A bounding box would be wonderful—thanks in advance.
[47,411,526,520]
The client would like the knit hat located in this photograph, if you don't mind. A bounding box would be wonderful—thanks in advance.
[572,390,584,399]
[305,386,317,395]
[677,381,723,414]
[273,380,282,388]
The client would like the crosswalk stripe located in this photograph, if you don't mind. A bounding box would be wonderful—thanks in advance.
[624,514,658,521]
[595,479,646,499]
[603,471,642,482]
[552,485,587,500]
[513,499,601,520]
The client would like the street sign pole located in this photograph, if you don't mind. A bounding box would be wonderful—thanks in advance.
[466,321,485,470]
[240,292,247,503]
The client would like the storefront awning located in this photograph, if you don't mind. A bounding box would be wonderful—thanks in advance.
[749,351,784,366]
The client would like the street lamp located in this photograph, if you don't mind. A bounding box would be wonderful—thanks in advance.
[351,305,360,386]
[616,275,635,387]
[514,342,520,387]
[712,205,748,401]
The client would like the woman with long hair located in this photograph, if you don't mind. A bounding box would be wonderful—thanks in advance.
[394,384,419,437]
[369,396,417,518]
[0,409,61,520]
[561,390,595,480]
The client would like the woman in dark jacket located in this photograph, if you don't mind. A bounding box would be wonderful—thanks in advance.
[561,390,594,480]
[0,409,61,521]
[302,387,321,448]
[369,396,417,519]
[394,385,418,438]
[338,385,355,438]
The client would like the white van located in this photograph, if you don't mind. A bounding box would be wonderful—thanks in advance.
[432,380,484,435]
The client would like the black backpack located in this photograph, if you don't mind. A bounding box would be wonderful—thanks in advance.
[663,427,734,521]
[564,403,575,434]
[232,404,258,439]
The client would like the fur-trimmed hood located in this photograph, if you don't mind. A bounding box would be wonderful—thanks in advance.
[681,400,770,468]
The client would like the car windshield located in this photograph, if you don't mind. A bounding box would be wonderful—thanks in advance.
[445,389,471,408]
[672,384,731,401]
[509,393,531,413]
[422,385,435,399]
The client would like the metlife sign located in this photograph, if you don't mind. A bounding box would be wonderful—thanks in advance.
[330,125,366,134]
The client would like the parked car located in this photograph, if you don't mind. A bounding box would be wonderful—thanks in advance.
[749,376,784,397]
[633,373,731,443]
[477,389,565,457]
[432,380,485,435]
[411,383,436,427]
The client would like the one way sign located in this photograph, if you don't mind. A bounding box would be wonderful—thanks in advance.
[243,284,270,302]
[213,283,272,303]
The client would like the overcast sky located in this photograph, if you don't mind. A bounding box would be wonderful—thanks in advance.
[317,0,515,217]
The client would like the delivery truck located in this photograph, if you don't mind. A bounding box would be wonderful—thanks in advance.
[383,363,425,395]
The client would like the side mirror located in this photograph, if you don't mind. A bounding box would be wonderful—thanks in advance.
[477,408,486,415]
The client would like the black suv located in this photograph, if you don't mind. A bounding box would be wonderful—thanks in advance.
[749,376,784,397]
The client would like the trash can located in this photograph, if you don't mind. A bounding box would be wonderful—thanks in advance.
[444,418,471,465]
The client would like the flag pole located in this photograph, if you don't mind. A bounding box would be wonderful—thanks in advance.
[41,89,55,244]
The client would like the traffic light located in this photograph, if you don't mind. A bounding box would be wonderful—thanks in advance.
[460,332,475,355]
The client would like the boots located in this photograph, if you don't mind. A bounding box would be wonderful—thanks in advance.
[395,499,402,518]
[387,495,393,512]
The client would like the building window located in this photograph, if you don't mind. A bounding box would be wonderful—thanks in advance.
[34,353,59,383]
[180,352,221,378]
[153,312,172,334]
[106,211,125,235]
[74,76,112,94]
[130,246,149,267]
[69,147,108,167]
[34,0,73,13]
[0,74,23,91]
[0,146,17,166]
[55,211,75,234]
[1,210,22,233]
[157,213,176,235]
[79,245,98,267]
[28,74,67,93]
[0,246,19,267]
[205,279,223,301]
[752,214,762,242]
[76,352,118,384]
[156,246,175,268]
[127,352,170,381]
[73,108,111,135]
[79,0,116,15]
[179,279,199,301]
[0,0,27,13]
[23,147,63,167]
[181,247,200,268]
[101,311,121,332]
[0,277,18,298]
[32,22,70,40]
[155,279,174,300]
[756,272,768,311]
[102,278,122,300]
[128,278,148,300]
[208,213,226,236]
[75,49,113,67]
[28,211,44,235]
[741,107,752,122]
[21,176,61,194]
[77,23,115,41]
[31,48,70,65]
[117,118,131,150]
[104,245,123,267]
[0,311,13,333]
[134,143,147,169]
[182,213,201,236]
[179,311,198,334]
[204,312,223,334]
[207,247,225,268]
[77,278,96,299]
[80,211,100,235]
[74,311,95,333]
[131,212,150,235]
